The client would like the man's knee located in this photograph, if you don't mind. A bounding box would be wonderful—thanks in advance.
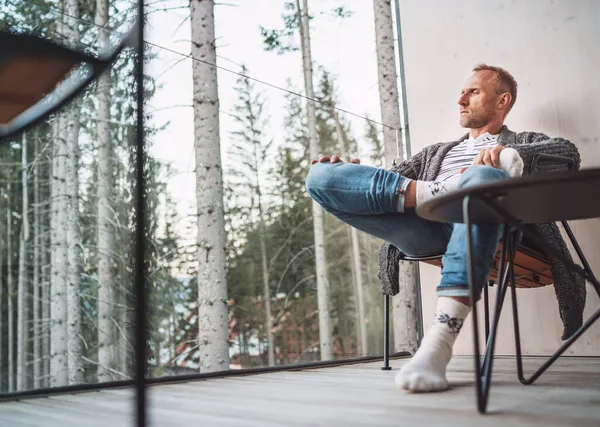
[305,162,334,203]
[459,165,509,189]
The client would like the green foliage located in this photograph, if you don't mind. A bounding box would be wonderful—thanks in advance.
[332,6,353,19]
[259,1,300,55]
[222,65,387,364]
[365,118,384,167]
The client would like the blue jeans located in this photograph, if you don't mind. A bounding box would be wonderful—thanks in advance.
[305,162,508,297]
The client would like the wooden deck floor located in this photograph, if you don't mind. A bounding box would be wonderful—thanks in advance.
[1,356,600,427]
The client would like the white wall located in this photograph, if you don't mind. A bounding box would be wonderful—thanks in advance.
[398,0,600,355]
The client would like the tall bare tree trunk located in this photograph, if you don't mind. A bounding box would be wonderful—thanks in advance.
[51,117,69,386]
[42,153,51,388]
[296,0,332,361]
[373,0,419,353]
[66,105,82,384]
[374,0,403,166]
[255,154,274,366]
[259,223,274,366]
[95,0,117,382]
[7,183,14,391]
[191,0,229,373]
[17,133,30,391]
[33,134,41,388]
[331,110,368,357]
[118,286,130,376]
[61,0,83,387]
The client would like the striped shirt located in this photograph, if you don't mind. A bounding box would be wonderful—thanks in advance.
[436,132,498,181]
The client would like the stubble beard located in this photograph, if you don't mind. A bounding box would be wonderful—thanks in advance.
[460,106,494,129]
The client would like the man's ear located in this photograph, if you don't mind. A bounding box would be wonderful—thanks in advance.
[498,93,511,110]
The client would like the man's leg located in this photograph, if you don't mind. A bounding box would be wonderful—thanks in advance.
[395,165,509,392]
[305,161,451,257]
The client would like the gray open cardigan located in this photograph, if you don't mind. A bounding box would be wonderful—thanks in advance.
[378,125,585,340]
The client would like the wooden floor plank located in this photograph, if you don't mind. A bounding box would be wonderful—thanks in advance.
[1,357,599,427]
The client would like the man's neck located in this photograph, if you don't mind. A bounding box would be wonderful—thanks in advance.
[469,122,503,139]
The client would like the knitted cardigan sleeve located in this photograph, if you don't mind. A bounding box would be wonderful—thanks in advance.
[513,132,581,173]
[389,154,421,179]
[389,143,443,179]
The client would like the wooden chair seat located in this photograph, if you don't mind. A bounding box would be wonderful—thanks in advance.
[420,241,553,289]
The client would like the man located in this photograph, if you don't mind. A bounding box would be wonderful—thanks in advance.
[305,64,584,393]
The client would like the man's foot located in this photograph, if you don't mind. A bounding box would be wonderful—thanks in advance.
[395,297,471,393]
[394,331,452,392]
[498,147,524,177]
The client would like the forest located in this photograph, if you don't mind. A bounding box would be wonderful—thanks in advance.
[0,0,416,391]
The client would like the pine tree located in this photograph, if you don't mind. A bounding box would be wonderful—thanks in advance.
[365,119,384,168]
[228,65,276,365]
[261,0,334,361]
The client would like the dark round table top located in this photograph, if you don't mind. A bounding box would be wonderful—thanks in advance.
[416,168,600,225]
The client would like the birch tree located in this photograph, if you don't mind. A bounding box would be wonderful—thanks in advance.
[42,148,51,387]
[66,137,83,387]
[95,0,118,382]
[17,133,30,391]
[373,0,419,353]
[297,0,333,360]
[62,0,83,384]
[191,0,229,373]
[48,8,69,387]
[33,133,42,388]
[50,114,69,386]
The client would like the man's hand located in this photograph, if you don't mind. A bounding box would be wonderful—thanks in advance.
[311,155,361,165]
[473,145,504,168]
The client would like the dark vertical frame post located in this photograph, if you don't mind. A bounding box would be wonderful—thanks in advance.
[381,295,391,370]
[134,1,148,426]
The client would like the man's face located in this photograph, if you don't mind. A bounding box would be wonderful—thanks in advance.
[457,70,501,128]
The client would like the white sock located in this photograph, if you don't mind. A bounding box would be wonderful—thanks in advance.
[498,147,524,178]
[395,297,471,392]
[415,175,461,207]
[415,147,524,207]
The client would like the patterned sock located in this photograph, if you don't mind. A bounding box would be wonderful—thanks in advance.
[414,148,523,208]
[415,174,462,207]
[395,297,471,392]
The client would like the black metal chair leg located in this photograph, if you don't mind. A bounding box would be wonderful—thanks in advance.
[465,196,516,414]
[460,184,600,413]
[484,281,490,344]
[511,268,600,385]
[481,250,511,375]
[382,294,391,370]
[464,195,489,413]
[510,224,600,386]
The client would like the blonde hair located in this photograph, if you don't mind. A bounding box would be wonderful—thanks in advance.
[472,64,518,113]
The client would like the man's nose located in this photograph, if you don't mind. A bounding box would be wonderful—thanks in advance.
[458,94,468,106]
